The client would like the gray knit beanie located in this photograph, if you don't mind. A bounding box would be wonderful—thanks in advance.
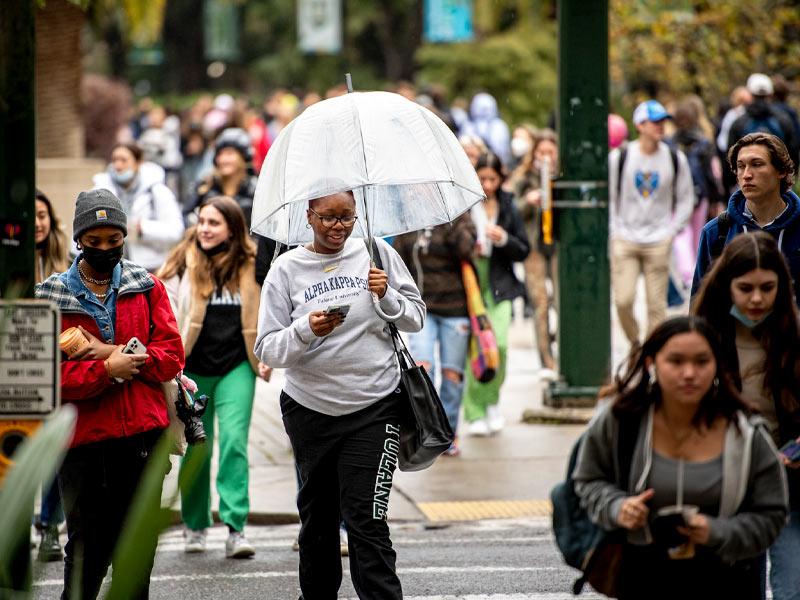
[72,189,128,241]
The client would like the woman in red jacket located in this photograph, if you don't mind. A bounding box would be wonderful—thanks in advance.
[36,189,184,600]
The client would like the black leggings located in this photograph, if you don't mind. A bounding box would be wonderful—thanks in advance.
[281,389,404,600]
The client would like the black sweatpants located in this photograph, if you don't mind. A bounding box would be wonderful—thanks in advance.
[281,388,404,600]
[58,429,165,600]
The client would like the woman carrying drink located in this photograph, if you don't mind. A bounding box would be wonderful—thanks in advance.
[574,316,787,599]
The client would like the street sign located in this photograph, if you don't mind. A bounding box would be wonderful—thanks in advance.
[0,300,60,419]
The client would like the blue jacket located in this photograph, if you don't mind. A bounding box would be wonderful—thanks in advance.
[692,189,800,304]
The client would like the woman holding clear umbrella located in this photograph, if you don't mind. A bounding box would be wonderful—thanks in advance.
[254,190,425,599]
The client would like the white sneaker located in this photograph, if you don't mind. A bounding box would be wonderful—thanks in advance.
[184,528,207,553]
[339,526,349,557]
[226,530,255,559]
[486,405,505,434]
[467,419,491,437]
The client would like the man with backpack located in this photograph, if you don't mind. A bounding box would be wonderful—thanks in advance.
[667,98,726,293]
[692,132,800,305]
[609,100,695,349]
[728,74,799,169]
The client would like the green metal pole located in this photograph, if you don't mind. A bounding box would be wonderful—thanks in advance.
[0,0,36,589]
[546,0,610,407]
[0,0,36,300]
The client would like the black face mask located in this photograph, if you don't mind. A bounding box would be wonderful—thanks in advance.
[197,239,230,257]
[82,245,124,273]
[36,240,47,250]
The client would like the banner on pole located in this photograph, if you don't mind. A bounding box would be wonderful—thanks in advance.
[298,0,342,54]
[424,0,474,43]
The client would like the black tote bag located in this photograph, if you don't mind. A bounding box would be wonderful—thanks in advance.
[387,322,455,471]
[365,237,454,471]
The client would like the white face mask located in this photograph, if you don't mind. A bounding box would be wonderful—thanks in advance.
[112,169,135,185]
[511,137,532,158]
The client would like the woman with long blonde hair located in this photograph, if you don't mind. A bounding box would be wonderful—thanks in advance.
[158,195,265,559]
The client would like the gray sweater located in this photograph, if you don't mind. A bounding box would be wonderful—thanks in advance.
[574,404,788,564]
[254,237,425,416]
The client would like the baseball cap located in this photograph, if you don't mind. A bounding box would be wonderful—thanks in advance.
[747,73,774,97]
[632,100,672,125]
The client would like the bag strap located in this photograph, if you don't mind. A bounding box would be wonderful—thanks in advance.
[710,210,731,260]
[616,413,640,491]
[364,237,409,364]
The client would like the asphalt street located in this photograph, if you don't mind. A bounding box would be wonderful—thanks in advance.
[31,519,603,599]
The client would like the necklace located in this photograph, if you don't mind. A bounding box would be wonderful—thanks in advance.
[78,260,112,285]
[78,261,110,299]
[310,242,340,273]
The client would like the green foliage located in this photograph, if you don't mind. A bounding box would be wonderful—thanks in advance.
[0,407,76,594]
[610,0,800,113]
[415,23,557,127]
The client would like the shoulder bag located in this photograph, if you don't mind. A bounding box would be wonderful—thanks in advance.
[366,238,454,471]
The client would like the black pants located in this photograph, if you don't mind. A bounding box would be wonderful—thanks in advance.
[58,429,165,600]
[618,542,761,599]
[281,389,404,600]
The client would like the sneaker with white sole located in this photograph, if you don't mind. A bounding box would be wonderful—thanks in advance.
[467,418,491,437]
[486,405,505,434]
[184,528,207,553]
[226,530,255,559]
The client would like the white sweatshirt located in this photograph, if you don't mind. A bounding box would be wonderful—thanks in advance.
[254,237,425,416]
[609,140,695,244]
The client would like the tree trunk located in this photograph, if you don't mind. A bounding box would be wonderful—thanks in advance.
[35,0,85,159]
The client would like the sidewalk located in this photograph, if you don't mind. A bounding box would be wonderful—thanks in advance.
[165,312,590,525]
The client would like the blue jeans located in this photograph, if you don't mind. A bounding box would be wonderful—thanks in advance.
[770,510,800,600]
[409,314,471,434]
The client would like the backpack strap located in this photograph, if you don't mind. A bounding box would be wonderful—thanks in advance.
[615,146,627,214]
[669,147,679,214]
[710,211,731,260]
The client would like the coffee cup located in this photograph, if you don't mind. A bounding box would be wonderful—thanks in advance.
[59,327,90,357]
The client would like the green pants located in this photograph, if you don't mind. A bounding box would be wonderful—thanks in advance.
[180,361,256,532]
[463,257,513,423]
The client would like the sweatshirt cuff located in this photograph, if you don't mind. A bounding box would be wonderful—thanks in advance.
[609,497,625,527]
[294,314,315,345]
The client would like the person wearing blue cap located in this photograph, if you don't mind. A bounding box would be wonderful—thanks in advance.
[609,100,695,350]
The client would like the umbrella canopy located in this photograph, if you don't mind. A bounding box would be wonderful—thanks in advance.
[250,91,484,245]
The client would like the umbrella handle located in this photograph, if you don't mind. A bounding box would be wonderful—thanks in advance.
[345,73,353,93]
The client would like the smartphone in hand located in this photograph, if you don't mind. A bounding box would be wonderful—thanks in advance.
[122,336,147,354]
[780,439,800,462]
[324,304,351,317]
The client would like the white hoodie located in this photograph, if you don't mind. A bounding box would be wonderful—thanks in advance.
[93,162,185,271]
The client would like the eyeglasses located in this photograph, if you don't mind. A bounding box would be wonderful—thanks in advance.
[309,208,358,228]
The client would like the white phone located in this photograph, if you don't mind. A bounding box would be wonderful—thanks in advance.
[122,336,147,354]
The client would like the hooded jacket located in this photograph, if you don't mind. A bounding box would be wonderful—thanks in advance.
[459,93,511,165]
[93,162,185,271]
[35,260,185,447]
[691,189,800,304]
[574,404,788,565]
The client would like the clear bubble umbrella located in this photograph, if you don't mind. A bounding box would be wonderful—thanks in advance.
[250,90,485,251]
